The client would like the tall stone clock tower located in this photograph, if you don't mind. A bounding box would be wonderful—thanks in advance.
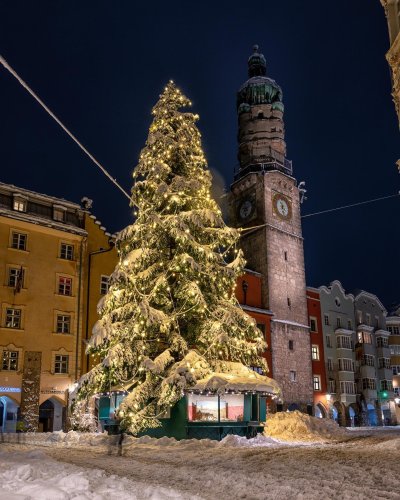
[231,46,313,410]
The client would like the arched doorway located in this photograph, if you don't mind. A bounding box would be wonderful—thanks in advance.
[315,403,327,418]
[348,406,355,427]
[346,404,360,427]
[333,401,346,426]
[39,397,65,432]
[39,400,54,432]
[367,403,378,426]
[0,396,19,433]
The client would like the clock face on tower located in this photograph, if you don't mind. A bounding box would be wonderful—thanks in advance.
[236,193,256,222]
[272,193,292,220]
[239,200,253,219]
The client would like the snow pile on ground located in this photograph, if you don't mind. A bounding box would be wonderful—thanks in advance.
[219,433,282,447]
[0,448,196,499]
[264,410,349,442]
[2,430,110,448]
[373,437,400,451]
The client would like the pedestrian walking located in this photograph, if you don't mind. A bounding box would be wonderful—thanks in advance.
[117,427,125,456]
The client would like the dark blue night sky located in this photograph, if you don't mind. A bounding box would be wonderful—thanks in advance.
[0,1,398,305]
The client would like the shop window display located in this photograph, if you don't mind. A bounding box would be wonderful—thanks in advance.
[187,394,244,422]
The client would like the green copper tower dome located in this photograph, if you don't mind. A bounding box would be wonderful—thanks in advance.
[237,45,284,114]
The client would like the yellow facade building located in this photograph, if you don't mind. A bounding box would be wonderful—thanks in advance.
[0,182,117,432]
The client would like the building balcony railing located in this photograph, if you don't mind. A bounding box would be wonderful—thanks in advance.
[234,157,293,181]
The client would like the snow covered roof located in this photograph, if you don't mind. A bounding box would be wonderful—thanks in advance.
[0,182,82,209]
[0,206,88,236]
[188,362,281,396]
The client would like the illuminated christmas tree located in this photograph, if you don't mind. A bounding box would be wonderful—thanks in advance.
[76,82,271,434]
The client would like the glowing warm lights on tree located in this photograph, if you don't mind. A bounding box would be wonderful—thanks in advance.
[74,81,269,434]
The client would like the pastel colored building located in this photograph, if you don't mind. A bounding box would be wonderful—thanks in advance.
[0,182,117,433]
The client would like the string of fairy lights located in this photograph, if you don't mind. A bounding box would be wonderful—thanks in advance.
[71,82,272,433]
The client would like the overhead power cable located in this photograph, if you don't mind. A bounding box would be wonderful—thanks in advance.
[1,54,398,223]
[301,193,400,218]
[0,54,132,203]
[240,192,400,233]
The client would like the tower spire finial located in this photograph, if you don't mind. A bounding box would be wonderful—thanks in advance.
[248,44,266,77]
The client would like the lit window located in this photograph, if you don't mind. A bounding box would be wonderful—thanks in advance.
[13,198,26,212]
[313,375,321,391]
[100,275,110,295]
[358,331,372,344]
[311,345,319,360]
[8,267,24,289]
[11,232,27,251]
[56,315,71,334]
[187,393,244,422]
[60,243,74,260]
[54,355,69,374]
[5,308,21,329]
[2,351,18,371]
[289,370,296,382]
[58,277,72,296]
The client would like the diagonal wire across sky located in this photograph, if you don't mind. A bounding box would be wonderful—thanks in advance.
[1,53,398,221]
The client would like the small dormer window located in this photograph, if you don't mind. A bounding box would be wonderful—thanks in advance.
[53,206,66,222]
[13,196,27,212]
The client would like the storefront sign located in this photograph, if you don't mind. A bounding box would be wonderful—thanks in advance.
[0,386,21,393]
[40,389,65,395]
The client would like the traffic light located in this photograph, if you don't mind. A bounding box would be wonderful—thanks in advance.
[380,390,389,400]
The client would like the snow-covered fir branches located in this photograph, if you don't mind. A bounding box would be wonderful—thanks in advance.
[76,82,269,435]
